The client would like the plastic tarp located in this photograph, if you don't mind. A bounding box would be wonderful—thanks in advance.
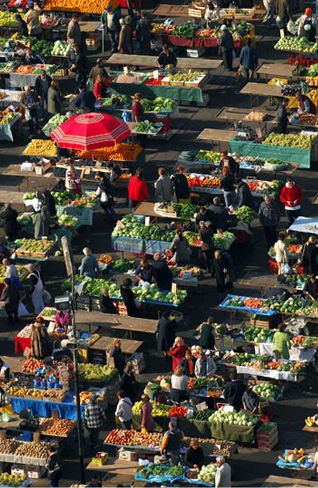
[210,422,257,443]
[289,217,318,235]
[219,294,277,316]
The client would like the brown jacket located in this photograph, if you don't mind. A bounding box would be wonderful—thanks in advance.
[67,19,81,45]
[24,9,41,35]
[199,226,214,251]
[118,25,132,54]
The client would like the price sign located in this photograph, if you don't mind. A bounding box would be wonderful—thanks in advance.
[171,283,177,296]
[145,216,150,227]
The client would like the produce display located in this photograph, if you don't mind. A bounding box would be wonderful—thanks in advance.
[112,258,134,272]
[167,70,205,82]
[49,190,96,207]
[14,441,50,459]
[291,335,318,349]
[132,400,171,417]
[74,391,93,405]
[44,0,107,13]
[244,179,283,195]
[263,133,316,149]
[98,254,112,266]
[6,386,65,401]
[0,264,27,282]
[192,409,214,421]
[243,327,275,343]
[15,238,55,258]
[209,409,259,427]
[132,284,187,306]
[168,406,187,418]
[42,114,70,137]
[171,203,198,219]
[104,429,162,449]
[21,358,44,373]
[74,143,143,161]
[135,121,159,134]
[140,97,176,112]
[198,464,218,484]
[278,447,307,464]
[269,243,302,258]
[23,139,57,157]
[0,473,27,486]
[232,206,257,223]
[274,36,318,53]
[253,383,280,401]
[0,439,19,455]
[32,40,54,57]
[183,437,236,456]
[57,215,78,228]
[0,12,19,27]
[39,418,76,436]
[51,40,73,56]
[186,174,221,189]
[0,62,16,73]
[297,114,318,127]
[112,214,175,241]
[169,265,205,280]
[0,112,19,124]
[236,353,304,374]
[194,150,221,163]
[193,377,222,390]
[78,363,118,383]
[305,414,318,426]
[267,296,306,316]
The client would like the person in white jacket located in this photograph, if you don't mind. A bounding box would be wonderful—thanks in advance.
[274,233,288,275]
[215,456,231,488]
[195,352,216,378]
[115,390,133,430]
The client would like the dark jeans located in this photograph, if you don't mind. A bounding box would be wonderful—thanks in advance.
[28,107,39,135]
[5,304,18,323]
[263,226,277,248]
[202,249,213,273]
[222,49,233,70]
[88,427,100,448]
[109,29,119,53]
[277,121,288,134]
[101,202,117,221]
[50,478,59,487]
[39,93,48,118]
[121,419,132,430]
[285,208,301,226]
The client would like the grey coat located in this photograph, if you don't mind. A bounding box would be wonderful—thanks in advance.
[34,211,52,239]
[47,87,61,115]
[154,175,173,202]
[169,235,191,264]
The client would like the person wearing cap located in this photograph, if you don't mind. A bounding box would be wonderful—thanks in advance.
[14,14,28,37]
[67,14,82,46]
[152,253,173,290]
[217,25,234,71]
[131,93,144,123]
[298,8,318,40]
[136,11,152,54]
[118,17,132,54]
[258,194,280,248]
[157,43,177,69]
[83,395,106,451]
[35,70,52,119]
[89,58,109,85]
[21,85,40,138]
[24,2,41,39]
[101,5,121,54]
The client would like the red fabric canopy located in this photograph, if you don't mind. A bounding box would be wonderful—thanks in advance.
[51,113,131,151]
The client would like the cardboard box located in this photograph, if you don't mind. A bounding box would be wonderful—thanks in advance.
[118,449,138,461]
[186,48,205,58]
[27,466,45,479]
[11,466,26,476]
[92,452,109,466]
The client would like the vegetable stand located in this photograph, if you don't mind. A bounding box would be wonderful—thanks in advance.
[0,111,21,141]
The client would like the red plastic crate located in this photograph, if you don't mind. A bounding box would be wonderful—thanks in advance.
[268,258,278,275]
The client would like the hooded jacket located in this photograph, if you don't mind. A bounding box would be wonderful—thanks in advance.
[280,183,303,210]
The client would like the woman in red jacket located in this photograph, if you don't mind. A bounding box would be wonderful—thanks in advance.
[93,74,110,99]
[128,168,149,209]
[280,178,303,226]
[169,337,189,371]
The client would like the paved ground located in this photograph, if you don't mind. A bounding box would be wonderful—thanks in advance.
[0,13,318,487]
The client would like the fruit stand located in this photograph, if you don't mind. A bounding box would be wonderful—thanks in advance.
[10,64,57,88]
[110,70,211,103]
[15,238,56,261]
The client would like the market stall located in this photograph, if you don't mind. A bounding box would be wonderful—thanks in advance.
[106,54,222,72]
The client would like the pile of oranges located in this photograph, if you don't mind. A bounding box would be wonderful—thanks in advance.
[75,143,143,161]
[44,0,108,13]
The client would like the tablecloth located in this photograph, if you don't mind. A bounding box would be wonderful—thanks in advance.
[229,137,313,169]
[210,422,257,443]
[10,73,39,88]
[132,414,211,437]
[255,342,316,362]
[289,217,318,235]
[111,81,205,103]
[14,335,31,354]
[10,391,85,420]
[236,365,298,382]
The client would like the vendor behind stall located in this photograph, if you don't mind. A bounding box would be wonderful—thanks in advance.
[304,274,318,300]
[31,320,52,360]
[298,8,318,41]
[152,253,173,291]
[296,90,316,115]
[195,207,214,229]
[160,421,184,459]
[99,289,118,314]
[273,324,290,359]
[180,350,195,377]
[194,352,216,378]
[185,440,204,469]
[223,371,246,411]
[242,387,259,415]
[131,93,144,123]
[135,258,154,284]
[198,317,218,350]
[157,44,177,69]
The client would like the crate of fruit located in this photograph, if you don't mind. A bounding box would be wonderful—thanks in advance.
[15,238,56,260]
[184,74,208,88]
[256,422,278,449]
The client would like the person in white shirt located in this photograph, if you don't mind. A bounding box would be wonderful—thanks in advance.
[2,258,17,279]
[195,352,217,378]
[115,390,133,430]
[0,358,13,380]
[170,365,189,403]
[215,456,231,488]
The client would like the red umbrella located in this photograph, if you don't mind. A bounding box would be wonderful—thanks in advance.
[51,112,131,151]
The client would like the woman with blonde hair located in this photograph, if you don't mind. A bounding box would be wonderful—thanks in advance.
[170,365,189,402]
[273,233,288,275]
[141,393,156,433]
[169,337,188,371]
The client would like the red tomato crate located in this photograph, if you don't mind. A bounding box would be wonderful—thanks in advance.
[256,422,278,450]
[268,258,278,275]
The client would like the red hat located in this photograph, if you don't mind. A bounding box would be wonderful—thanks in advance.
[305,7,312,14]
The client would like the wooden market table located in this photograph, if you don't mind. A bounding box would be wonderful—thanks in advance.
[86,457,140,483]
[0,164,56,191]
[89,336,143,359]
[74,311,157,339]
[216,106,277,130]
[197,128,236,150]
[302,425,318,451]
[134,201,189,221]
[152,3,265,20]
[240,82,283,106]
[106,53,222,72]
[255,62,302,81]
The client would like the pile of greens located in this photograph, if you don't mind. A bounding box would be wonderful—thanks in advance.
[112,215,175,241]
[173,22,196,39]
[136,121,157,133]
[232,205,257,223]
[172,203,198,219]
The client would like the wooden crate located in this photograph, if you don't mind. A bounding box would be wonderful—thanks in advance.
[170,81,184,87]
[256,423,278,450]
[188,7,204,17]
[250,316,272,329]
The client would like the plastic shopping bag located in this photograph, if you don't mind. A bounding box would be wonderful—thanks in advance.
[235,66,244,82]
[287,19,297,35]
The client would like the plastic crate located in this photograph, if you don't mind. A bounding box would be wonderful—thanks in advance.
[256,422,278,450]
[268,258,278,275]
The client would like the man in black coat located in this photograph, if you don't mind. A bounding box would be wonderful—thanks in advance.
[235,179,255,209]
[173,166,189,203]
[1,278,19,323]
[73,85,96,112]
[223,371,246,411]
[152,253,173,290]
[195,206,214,229]
[156,310,177,357]
[136,12,152,54]
[0,204,19,242]
[208,196,229,232]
